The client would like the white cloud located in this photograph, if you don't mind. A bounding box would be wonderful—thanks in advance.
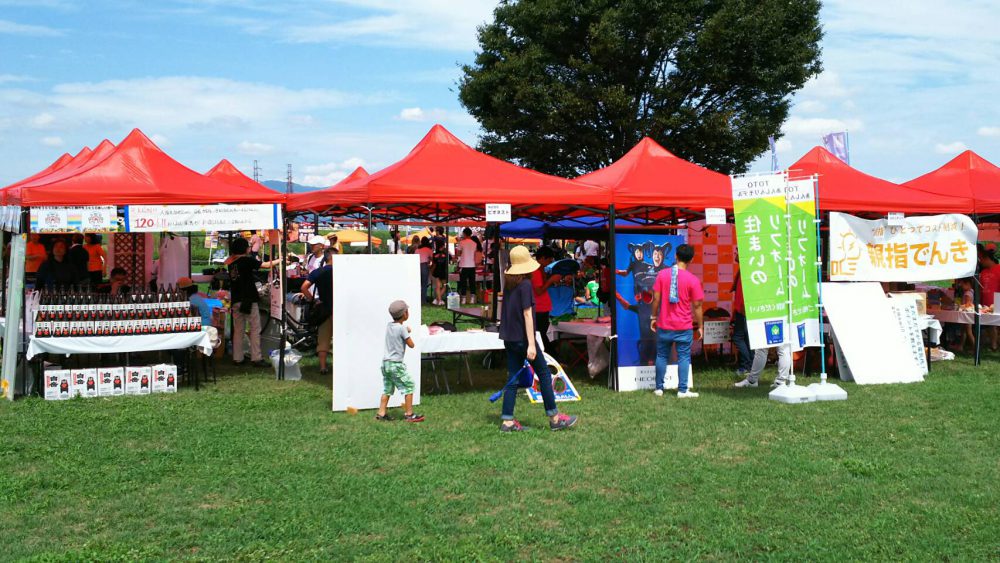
[30,112,56,129]
[47,76,386,130]
[150,133,170,147]
[978,126,1000,138]
[200,0,495,51]
[40,136,63,147]
[238,141,275,156]
[0,19,62,36]
[795,100,826,114]
[782,117,864,138]
[0,74,32,84]
[774,138,793,153]
[303,157,368,186]
[798,71,851,99]
[399,107,426,121]
[397,106,476,125]
[934,141,968,155]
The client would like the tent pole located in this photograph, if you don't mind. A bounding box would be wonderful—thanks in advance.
[608,204,618,391]
[278,215,288,380]
[974,212,982,366]
[491,224,500,322]
[367,206,373,254]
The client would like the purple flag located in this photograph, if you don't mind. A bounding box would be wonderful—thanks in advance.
[823,132,849,164]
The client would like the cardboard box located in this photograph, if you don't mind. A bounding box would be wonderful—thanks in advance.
[44,369,72,400]
[126,366,152,395]
[72,368,99,398]
[152,364,178,393]
[98,367,125,397]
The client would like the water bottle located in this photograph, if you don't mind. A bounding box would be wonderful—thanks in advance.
[447,291,460,309]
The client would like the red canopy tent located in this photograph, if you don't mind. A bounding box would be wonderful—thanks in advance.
[6,130,283,206]
[3,151,73,190]
[287,124,610,220]
[787,146,973,214]
[205,159,283,200]
[904,150,1000,215]
[578,137,733,217]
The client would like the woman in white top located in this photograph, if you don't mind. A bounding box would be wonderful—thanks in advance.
[457,228,481,304]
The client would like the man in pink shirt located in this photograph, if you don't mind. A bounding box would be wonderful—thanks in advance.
[650,244,704,397]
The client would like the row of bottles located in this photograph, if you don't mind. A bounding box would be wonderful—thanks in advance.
[35,286,190,322]
[34,286,202,338]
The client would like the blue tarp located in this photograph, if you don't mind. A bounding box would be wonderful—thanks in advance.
[500,216,651,239]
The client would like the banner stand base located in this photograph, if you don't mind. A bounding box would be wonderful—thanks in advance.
[768,382,817,404]
[806,381,848,401]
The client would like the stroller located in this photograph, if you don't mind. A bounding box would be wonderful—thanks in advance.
[284,292,320,354]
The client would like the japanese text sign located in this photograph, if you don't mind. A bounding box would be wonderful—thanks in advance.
[486,203,512,222]
[732,173,789,349]
[124,204,282,233]
[786,179,821,350]
[829,212,977,282]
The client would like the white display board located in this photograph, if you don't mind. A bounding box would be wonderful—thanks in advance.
[617,365,693,392]
[331,254,421,411]
[702,320,730,345]
[823,282,923,385]
[888,299,928,375]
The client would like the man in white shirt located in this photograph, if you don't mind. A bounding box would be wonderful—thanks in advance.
[584,239,600,258]
[457,228,480,304]
[304,235,329,273]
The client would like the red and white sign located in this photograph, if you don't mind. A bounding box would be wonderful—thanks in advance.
[125,204,281,233]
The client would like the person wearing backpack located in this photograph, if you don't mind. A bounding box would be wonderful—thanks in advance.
[497,245,578,433]
[298,264,333,375]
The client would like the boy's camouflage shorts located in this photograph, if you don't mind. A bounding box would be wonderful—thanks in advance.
[381,361,414,395]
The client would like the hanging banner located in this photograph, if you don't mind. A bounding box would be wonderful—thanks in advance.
[732,173,789,349]
[613,232,687,390]
[124,204,281,233]
[29,206,118,233]
[786,178,821,351]
[829,212,977,282]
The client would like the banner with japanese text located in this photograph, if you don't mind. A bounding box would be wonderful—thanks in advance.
[786,179,821,351]
[124,204,281,233]
[829,212,977,282]
[732,173,789,349]
[29,206,118,233]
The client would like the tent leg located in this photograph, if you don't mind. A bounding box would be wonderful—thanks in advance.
[607,204,618,391]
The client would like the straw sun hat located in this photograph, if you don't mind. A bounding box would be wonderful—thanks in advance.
[505,245,540,275]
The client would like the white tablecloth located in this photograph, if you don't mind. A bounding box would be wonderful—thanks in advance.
[918,315,942,345]
[930,310,1000,327]
[420,330,504,354]
[27,331,213,359]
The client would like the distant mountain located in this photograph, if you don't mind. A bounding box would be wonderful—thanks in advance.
[261,180,324,193]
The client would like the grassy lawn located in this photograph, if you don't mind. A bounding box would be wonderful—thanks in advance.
[2,306,998,560]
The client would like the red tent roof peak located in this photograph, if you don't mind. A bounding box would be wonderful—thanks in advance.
[904,149,1000,214]
[206,158,243,176]
[205,158,278,196]
[788,146,972,213]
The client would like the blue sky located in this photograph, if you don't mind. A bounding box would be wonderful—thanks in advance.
[1,0,998,187]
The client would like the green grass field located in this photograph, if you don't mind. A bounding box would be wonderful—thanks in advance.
[2,309,998,560]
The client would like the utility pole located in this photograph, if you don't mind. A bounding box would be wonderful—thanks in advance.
[253,160,261,183]
[286,164,293,194]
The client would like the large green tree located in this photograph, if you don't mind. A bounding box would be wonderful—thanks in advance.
[459,0,823,176]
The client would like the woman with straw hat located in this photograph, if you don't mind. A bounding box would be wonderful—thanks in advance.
[498,245,578,432]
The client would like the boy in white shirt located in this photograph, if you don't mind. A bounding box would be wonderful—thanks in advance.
[457,227,480,304]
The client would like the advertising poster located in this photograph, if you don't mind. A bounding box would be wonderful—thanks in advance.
[29,206,118,233]
[614,232,686,390]
[786,178,821,351]
[732,173,789,349]
[829,212,977,282]
[685,220,737,351]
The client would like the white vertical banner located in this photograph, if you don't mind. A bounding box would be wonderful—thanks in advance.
[330,255,421,411]
[2,235,26,400]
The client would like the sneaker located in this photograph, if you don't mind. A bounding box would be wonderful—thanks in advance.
[677,390,700,398]
[404,413,425,423]
[374,413,392,421]
[500,420,525,432]
[653,389,664,396]
[734,378,758,388]
[771,379,788,389]
[549,413,578,431]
